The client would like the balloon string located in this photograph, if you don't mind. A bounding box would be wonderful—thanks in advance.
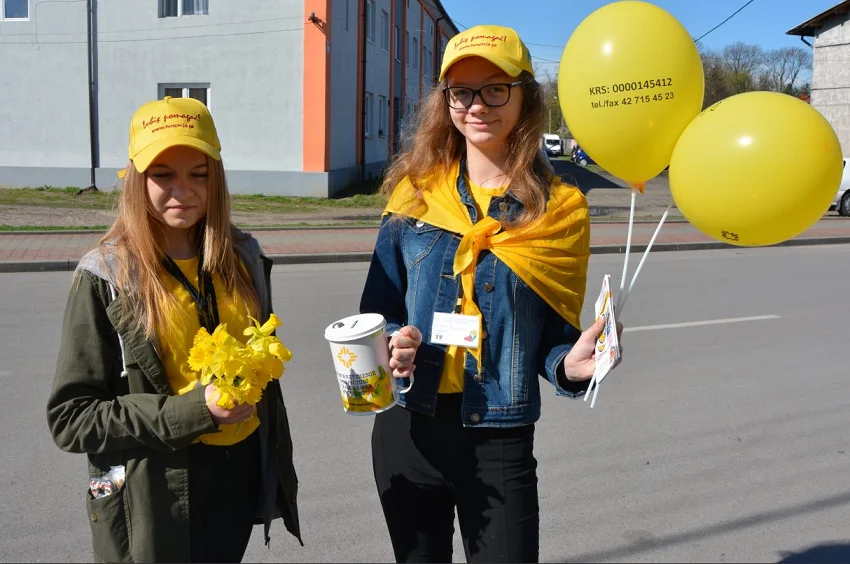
[618,190,637,310]
[618,199,673,318]
[587,190,638,409]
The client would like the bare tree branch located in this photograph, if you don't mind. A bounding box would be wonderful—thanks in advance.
[761,46,812,93]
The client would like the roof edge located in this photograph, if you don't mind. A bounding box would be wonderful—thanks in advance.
[787,0,850,37]
[422,0,460,37]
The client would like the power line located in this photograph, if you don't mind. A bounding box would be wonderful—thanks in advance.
[531,55,560,64]
[526,42,565,49]
[696,0,758,42]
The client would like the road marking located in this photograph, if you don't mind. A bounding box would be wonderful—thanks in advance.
[626,315,781,333]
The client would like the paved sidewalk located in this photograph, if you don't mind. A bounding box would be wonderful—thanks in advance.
[2,218,850,273]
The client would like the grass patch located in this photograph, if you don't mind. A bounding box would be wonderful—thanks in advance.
[0,187,119,210]
[0,184,387,213]
[231,193,386,213]
[0,224,110,231]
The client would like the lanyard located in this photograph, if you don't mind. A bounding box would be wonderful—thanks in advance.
[161,249,220,333]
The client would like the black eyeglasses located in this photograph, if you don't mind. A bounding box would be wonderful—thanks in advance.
[443,81,523,110]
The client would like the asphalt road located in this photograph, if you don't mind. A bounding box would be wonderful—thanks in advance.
[2,245,849,563]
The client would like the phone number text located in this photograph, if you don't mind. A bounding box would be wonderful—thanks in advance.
[589,78,673,96]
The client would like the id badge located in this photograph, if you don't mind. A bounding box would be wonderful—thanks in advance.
[430,312,480,349]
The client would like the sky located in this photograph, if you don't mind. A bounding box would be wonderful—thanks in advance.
[439,0,837,76]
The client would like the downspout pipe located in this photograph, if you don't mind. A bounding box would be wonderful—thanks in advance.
[433,15,445,84]
[360,0,368,183]
[86,0,97,190]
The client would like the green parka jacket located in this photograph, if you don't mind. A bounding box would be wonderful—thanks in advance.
[46,230,301,563]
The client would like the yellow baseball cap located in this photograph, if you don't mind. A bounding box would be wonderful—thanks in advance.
[439,25,534,82]
[119,96,221,177]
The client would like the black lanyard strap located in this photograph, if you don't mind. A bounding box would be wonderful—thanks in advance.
[162,251,220,333]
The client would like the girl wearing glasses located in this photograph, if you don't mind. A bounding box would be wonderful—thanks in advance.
[360,25,622,563]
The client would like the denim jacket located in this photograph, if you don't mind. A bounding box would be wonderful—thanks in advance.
[359,162,590,428]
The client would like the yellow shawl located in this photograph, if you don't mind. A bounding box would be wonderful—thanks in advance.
[384,162,590,370]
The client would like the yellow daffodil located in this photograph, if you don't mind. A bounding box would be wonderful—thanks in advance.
[243,314,281,340]
[268,341,293,362]
[237,377,264,405]
[187,328,216,373]
[189,314,292,408]
[213,381,239,410]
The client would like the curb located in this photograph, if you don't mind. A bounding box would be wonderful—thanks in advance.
[2,236,849,274]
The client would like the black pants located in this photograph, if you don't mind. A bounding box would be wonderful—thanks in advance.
[372,394,539,563]
[188,431,260,563]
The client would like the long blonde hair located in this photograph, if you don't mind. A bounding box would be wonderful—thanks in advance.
[100,156,259,338]
[381,71,551,228]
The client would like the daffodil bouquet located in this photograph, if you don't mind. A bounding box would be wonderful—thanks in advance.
[188,314,293,409]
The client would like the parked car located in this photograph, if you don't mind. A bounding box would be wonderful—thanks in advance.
[830,158,850,217]
[572,145,595,168]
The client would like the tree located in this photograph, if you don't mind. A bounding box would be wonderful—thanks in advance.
[726,44,762,94]
[722,41,764,76]
[697,42,811,108]
[535,66,569,136]
[761,46,812,94]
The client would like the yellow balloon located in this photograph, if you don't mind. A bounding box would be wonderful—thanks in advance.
[558,1,704,186]
[669,92,843,247]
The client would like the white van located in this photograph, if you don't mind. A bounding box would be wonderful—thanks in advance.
[542,134,562,157]
[831,158,850,216]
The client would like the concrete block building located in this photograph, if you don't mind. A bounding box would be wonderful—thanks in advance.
[0,0,457,196]
[788,0,850,156]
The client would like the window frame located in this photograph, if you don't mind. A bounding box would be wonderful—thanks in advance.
[378,94,387,138]
[412,36,418,71]
[158,83,211,108]
[159,0,209,19]
[380,9,390,52]
[1,0,29,20]
[365,0,376,43]
[364,91,374,138]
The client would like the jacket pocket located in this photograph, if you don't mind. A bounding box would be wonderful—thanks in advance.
[401,218,443,266]
[85,488,131,563]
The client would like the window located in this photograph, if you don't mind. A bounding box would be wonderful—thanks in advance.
[405,31,410,66]
[1,0,28,19]
[159,84,210,107]
[345,0,349,31]
[365,0,375,43]
[412,37,418,71]
[378,95,387,137]
[364,92,375,137]
[423,47,432,83]
[381,10,390,52]
[395,26,401,61]
[160,0,208,18]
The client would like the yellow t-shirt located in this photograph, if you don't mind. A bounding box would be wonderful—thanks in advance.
[438,178,508,394]
[155,256,260,446]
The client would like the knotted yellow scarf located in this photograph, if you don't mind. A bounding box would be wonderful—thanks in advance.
[384,162,590,373]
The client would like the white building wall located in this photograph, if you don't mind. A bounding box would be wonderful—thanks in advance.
[95,0,304,173]
[813,14,850,156]
[405,0,422,104]
[421,9,436,93]
[363,0,391,166]
[329,0,360,171]
[0,0,90,173]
